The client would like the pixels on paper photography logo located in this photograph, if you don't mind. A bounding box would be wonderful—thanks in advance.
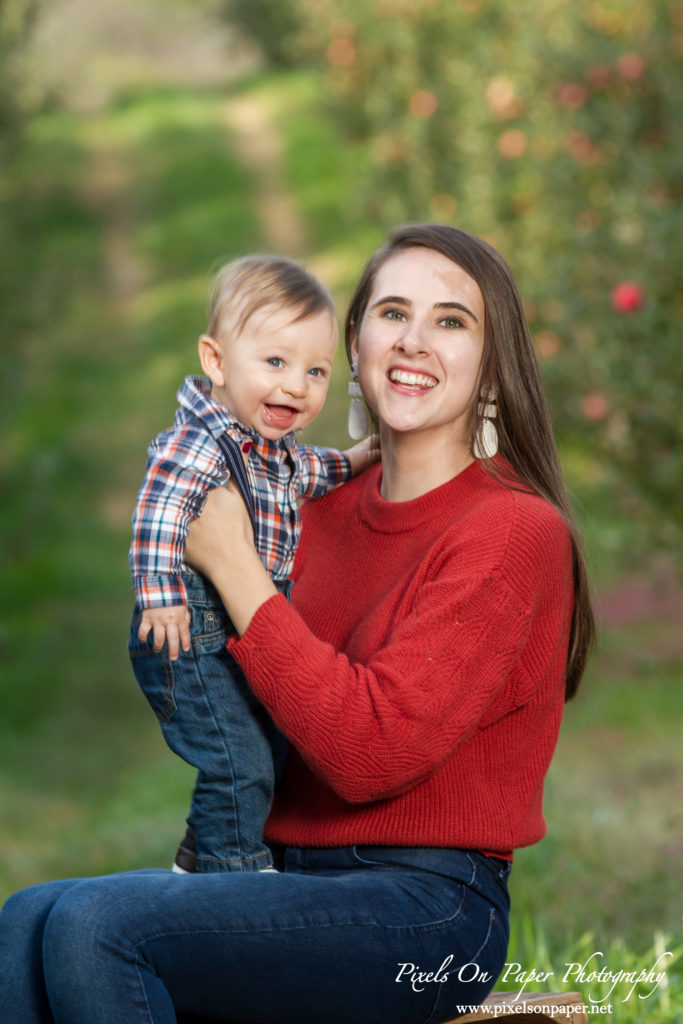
[394,949,674,1009]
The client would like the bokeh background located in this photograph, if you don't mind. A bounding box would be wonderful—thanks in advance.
[1,0,681,1015]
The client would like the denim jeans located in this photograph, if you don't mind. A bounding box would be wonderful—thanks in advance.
[129,573,288,872]
[0,846,511,1024]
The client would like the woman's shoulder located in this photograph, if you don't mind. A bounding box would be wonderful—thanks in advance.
[482,470,568,531]
[473,459,567,522]
[478,473,573,598]
[440,462,573,578]
[448,459,561,523]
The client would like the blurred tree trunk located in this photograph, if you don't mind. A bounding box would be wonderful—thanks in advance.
[0,0,40,149]
[218,0,303,68]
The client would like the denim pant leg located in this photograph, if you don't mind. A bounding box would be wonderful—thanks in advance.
[0,847,509,1024]
[0,870,168,1024]
[129,574,285,872]
[0,848,510,1024]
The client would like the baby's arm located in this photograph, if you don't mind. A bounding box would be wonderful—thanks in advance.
[130,423,232,660]
[130,422,231,607]
[296,435,380,499]
[343,434,381,476]
[138,605,191,661]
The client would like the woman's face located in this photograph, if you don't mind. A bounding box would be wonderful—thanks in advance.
[351,247,486,448]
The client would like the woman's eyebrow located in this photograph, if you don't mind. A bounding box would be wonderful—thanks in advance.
[370,294,409,310]
[435,300,480,324]
[370,295,480,324]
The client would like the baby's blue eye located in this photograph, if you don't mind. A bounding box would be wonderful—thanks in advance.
[267,357,283,367]
[308,367,325,377]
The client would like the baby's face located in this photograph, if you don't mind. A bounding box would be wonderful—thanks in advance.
[213,304,338,440]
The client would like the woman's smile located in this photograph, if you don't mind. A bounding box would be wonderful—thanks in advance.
[387,366,439,392]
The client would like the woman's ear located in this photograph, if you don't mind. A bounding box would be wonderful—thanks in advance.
[348,321,359,365]
[198,334,225,388]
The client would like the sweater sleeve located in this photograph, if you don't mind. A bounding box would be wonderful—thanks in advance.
[228,553,535,804]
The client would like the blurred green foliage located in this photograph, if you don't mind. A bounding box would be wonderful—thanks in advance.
[0,86,266,891]
[225,0,683,561]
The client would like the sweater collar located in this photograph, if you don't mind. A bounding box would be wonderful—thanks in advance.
[359,460,491,533]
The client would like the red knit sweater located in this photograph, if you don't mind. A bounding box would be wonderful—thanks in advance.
[229,459,574,855]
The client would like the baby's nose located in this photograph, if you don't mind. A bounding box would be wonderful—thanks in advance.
[283,373,307,397]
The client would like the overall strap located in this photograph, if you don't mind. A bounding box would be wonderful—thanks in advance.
[213,431,257,534]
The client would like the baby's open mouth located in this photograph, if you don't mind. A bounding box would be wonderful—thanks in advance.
[263,404,299,429]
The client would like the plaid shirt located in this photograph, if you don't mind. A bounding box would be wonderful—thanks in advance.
[130,375,352,608]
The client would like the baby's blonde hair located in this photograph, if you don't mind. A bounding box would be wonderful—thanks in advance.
[207,255,334,342]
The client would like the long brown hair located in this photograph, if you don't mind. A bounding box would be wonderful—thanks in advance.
[345,223,594,700]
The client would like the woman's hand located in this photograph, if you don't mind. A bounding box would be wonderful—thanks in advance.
[186,484,277,635]
[343,434,381,476]
[186,483,253,578]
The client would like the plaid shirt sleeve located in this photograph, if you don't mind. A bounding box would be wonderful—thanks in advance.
[294,445,352,500]
[129,424,229,608]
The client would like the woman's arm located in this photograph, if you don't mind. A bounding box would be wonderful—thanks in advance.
[228,569,534,803]
[185,483,277,635]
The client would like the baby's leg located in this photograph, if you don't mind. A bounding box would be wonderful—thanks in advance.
[174,635,279,872]
[129,575,280,872]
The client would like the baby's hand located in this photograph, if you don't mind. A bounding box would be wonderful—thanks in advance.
[138,605,191,661]
[344,434,381,476]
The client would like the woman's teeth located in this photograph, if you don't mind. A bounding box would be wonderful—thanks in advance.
[389,369,437,388]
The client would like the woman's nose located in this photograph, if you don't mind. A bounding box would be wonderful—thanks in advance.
[396,320,428,355]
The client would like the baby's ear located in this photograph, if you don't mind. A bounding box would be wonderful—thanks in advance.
[198,334,225,387]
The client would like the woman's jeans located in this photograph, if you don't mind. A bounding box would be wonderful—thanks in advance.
[0,846,511,1024]
[129,573,288,872]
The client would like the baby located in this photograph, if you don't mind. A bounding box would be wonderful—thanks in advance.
[128,255,376,873]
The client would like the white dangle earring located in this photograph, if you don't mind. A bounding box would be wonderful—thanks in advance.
[473,385,499,459]
[347,362,370,439]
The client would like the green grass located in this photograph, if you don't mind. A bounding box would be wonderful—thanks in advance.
[510,649,681,938]
[1,69,680,1015]
[500,919,682,1022]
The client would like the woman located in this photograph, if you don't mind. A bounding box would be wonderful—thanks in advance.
[0,224,594,1024]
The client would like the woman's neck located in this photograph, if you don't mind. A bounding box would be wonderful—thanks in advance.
[378,427,475,502]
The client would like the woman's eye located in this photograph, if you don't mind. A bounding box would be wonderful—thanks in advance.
[383,308,407,322]
[267,357,283,367]
[440,316,465,329]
